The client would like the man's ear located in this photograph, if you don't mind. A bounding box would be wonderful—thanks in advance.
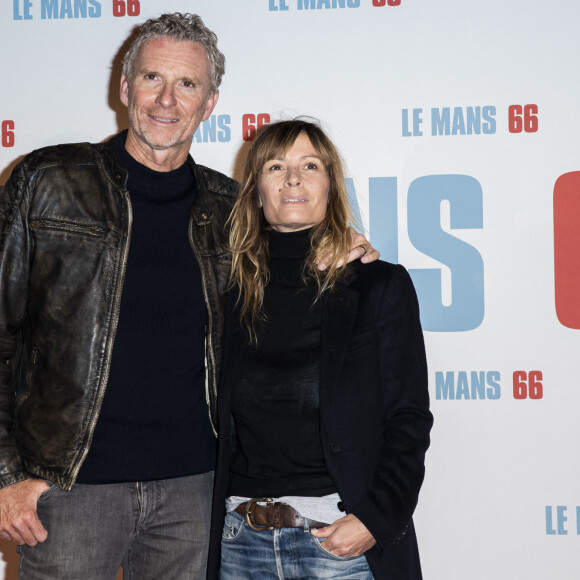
[120,74,130,107]
[201,91,219,122]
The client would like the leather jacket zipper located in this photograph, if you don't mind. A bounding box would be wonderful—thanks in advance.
[68,192,133,484]
[188,218,218,437]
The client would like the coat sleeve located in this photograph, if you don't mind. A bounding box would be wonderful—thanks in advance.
[349,264,433,549]
[0,161,34,488]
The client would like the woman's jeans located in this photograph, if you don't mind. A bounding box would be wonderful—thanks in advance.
[220,510,374,579]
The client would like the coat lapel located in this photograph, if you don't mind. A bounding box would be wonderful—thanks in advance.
[319,269,359,410]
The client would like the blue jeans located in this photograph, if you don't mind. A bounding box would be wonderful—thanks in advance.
[220,510,374,579]
[17,472,214,580]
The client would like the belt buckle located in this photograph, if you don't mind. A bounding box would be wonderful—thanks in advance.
[245,497,274,531]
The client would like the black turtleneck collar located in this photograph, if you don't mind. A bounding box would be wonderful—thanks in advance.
[114,130,193,202]
[268,227,313,260]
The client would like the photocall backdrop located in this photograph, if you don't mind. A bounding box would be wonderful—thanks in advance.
[1,1,579,578]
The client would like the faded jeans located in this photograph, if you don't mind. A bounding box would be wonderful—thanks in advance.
[17,472,214,580]
[220,510,373,579]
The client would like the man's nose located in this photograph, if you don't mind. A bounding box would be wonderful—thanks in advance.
[156,83,176,107]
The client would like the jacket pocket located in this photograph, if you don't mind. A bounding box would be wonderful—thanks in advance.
[29,219,107,239]
[15,345,38,410]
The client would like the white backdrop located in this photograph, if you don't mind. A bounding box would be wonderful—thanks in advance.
[1,1,580,578]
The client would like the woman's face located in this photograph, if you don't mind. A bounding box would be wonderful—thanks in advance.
[257,132,330,233]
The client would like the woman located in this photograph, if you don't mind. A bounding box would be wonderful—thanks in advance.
[208,120,432,579]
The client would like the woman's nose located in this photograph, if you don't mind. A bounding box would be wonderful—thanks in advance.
[285,167,301,186]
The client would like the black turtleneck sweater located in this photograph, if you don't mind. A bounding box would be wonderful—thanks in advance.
[228,228,337,498]
[77,133,215,483]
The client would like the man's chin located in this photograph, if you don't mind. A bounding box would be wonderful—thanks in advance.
[137,131,187,152]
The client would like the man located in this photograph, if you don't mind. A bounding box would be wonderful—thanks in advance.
[0,12,377,579]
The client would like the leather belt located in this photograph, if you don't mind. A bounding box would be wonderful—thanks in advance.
[234,498,330,531]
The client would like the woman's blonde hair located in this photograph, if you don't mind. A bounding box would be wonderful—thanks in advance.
[227,119,354,339]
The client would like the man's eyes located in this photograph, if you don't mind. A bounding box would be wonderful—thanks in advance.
[140,75,196,88]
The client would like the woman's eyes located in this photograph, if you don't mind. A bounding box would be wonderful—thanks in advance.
[265,162,319,171]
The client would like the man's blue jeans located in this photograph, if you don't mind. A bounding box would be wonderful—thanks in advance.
[220,510,374,579]
[17,472,214,580]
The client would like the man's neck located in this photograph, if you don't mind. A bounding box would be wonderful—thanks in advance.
[124,130,190,172]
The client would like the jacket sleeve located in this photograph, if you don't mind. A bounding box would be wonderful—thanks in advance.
[350,264,433,549]
[0,161,34,488]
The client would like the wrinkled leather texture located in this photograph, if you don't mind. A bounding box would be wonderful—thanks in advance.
[0,135,237,490]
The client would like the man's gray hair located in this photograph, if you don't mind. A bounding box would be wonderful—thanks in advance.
[122,12,225,95]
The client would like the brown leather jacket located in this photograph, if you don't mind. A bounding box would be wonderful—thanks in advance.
[0,134,237,490]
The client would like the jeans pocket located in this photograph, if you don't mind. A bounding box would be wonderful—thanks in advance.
[37,481,58,502]
[312,536,364,561]
[222,511,245,543]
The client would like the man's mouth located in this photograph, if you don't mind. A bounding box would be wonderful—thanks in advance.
[149,115,178,124]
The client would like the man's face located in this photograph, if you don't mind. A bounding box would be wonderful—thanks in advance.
[120,36,218,162]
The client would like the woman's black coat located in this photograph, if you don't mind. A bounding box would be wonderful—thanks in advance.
[207,260,433,579]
